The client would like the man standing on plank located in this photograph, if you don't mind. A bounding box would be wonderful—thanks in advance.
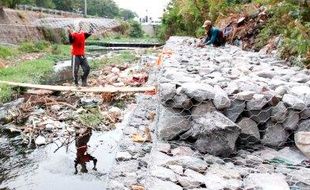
[68,23,93,87]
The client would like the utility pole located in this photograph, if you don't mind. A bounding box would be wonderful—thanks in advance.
[84,0,87,17]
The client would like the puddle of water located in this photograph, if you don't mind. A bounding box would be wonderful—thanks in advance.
[0,104,136,190]
[0,129,121,190]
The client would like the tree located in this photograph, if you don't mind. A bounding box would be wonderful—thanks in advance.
[0,0,35,8]
[35,0,55,8]
[87,0,119,18]
[119,8,137,20]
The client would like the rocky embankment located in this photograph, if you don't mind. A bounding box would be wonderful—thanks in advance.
[106,37,310,190]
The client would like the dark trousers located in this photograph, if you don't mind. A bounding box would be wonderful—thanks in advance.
[71,55,90,84]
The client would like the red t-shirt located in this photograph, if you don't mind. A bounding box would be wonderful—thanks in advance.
[70,32,86,56]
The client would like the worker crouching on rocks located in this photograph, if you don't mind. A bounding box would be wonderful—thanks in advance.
[198,20,226,47]
[74,127,97,174]
[68,23,93,87]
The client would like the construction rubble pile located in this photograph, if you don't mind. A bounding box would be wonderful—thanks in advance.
[216,4,270,51]
[0,59,151,148]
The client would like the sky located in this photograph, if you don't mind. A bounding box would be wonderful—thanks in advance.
[114,0,171,19]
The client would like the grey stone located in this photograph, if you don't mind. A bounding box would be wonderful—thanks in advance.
[203,154,225,165]
[35,136,46,145]
[262,121,289,147]
[171,146,194,156]
[207,163,241,179]
[177,169,205,188]
[225,81,239,95]
[274,85,288,97]
[80,97,102,108]
[296,119,310,132]
[108,180,126,190]
[300,108,310,119]
[246,94,268,110]
[248,108,271,124]
[257,71,275,79]
[180,82,215,102]
[159,83,176,104]
[271,101,288,123]
[290,85,310,106]
[234,91,255,101]
[223,100,245,122]
[212,85,231,109]
[244,173,289,190]
[283,110,299,130]
[163,156,208,173]
[237,118,260,142]
[204,164,242,190]
[157,106,191,140]
[282,94,306,110]
[276,147,309,165]
[295,131,310,159]
[147,178,182,190]
[190,111,240,156]
[156,142,171,154]
[191,101,216,120]
[150,166,177,182]
[116,152,132,161]
[168,93,192,109]
[167,165,183,175]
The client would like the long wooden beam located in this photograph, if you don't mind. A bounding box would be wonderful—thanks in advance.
[0,80,156,93]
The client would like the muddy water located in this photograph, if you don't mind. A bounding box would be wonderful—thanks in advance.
[0,105,135,190]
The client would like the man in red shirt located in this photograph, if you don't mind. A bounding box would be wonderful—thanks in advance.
[68,24,93,86]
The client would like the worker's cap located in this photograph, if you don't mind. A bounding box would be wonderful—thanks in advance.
[202,20,212,28]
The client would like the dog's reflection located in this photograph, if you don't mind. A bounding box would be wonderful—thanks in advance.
[74,127,97,174]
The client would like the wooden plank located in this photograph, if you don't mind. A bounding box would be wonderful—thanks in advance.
[0,80,156,93]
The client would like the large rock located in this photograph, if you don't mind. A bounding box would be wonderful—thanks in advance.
[180,82,215,102]
[246,94,268,111]
[150,166,177,182]
[189,111,241,156]
[296,119,310,132]
[169,93,192,109]
[289,85,310,106]
[271,101,288,123]
[0,98,24,124]
[212,85,231,109]
[300,108,310,119]
[283,110,299,130]
[159,84,192,109]
[234,91,255,101]
[276,147,309,165]
[177,169,206,189]
[244,173,290,190]
[159,83,176,104]
[262,121,289,147]
[162,156,208,173]
[147,178,182,190]
[282,94,306,110]
[237,118,260,143]
[295,131,310,159]
[191,101,216,119]
[223,100,245,122]
[248,108,271,124]
[157,106,191,140]
[204,163,242,190]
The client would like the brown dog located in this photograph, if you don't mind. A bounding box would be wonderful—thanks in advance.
[74,127,97,174]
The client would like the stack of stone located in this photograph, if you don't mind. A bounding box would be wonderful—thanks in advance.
[157,36,310,157]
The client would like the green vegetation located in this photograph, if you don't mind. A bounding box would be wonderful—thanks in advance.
[160,0,310,66]
[0,42,70,103]
[79,107,104,127]
[1,0,138,20]
[92,50,138,70]
[0,46,15,59]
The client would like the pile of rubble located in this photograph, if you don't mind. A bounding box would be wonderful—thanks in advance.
[216,3,269,51]
[0,55,153,148]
